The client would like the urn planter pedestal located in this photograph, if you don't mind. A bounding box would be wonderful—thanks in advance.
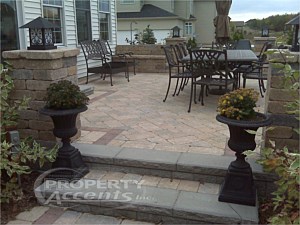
[216,113,272,206]
[40,106,89,179]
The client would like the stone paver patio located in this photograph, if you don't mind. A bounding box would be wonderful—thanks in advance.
[76,73,265,155]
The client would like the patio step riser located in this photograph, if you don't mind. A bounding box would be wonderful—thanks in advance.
[76,143,277,198]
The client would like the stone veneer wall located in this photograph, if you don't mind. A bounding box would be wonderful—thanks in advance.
[2,48,81,145]
[115,45,167,73]
[253,37,276,53]
[265,51,299,152]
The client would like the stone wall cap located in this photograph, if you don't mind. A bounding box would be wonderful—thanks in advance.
[2,50,21,59]
[2,48,80,60]
[269,49,300,63]
[254,37,277,41]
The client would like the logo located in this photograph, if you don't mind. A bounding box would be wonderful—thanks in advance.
[34,168,155,207]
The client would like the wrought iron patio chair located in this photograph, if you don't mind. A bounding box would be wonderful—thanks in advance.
[161,45,193,102]
[235,39,252,50]
[99,39,136,75]
[188,49,237,111]
[242,42,273,97]
[80,40,129,86]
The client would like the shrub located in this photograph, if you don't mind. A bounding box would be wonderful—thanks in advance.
[141,25,157,44]
[44,80,89,110]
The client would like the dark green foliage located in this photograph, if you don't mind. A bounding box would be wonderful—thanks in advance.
[186,37,197,49]
[45,80,89,109]
[141,25,157,44]
[246,13,297,32]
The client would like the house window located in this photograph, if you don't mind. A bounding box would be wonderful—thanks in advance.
[99,0,110,40]
[76,0,92,42]
[121,0,135,4]
[43,0,63,44]
[185,22,193,35]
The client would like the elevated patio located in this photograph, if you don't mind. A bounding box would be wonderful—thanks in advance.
[76,72,266,156]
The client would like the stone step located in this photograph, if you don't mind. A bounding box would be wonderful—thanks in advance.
[74,143,277,198]
[79,84,94,96]
[35,169,259,224]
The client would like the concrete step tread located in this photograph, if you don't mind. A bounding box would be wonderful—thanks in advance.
[35,170,258,224]
[73,142,276,182]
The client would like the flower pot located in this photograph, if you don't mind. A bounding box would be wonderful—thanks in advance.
[216,113,272,206]
[40,106,89,179]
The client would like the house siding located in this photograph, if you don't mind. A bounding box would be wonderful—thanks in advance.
[14,0,117,79]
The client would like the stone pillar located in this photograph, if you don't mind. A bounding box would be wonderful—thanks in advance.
[253,37,276,53]
[265,50,299,152]
[2,48,80,145]
[165,37,187,46]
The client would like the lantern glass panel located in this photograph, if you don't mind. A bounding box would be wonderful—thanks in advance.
[30,28,43,45]
[45,28,53,45]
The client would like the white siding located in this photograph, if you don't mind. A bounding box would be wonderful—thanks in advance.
[64,0,77,47]
[77,0,118,79]
[22,0,42,48]
[19,0,118,79]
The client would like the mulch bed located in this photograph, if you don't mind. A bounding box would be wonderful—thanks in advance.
[1,172,40,224]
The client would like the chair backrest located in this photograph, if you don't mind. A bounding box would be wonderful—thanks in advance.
[235,39,252,50]
[98,39,112,56]
[258,42,272,62]
[162,45,178,67]
[174,44,184,61]
[80,40,106,61]
[189,49,228,78]
[212,41,236,50]
[179,42,188,56]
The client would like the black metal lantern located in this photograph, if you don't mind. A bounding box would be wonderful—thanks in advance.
[261,26,269,37]
[171,26,181,38]
[20,17,58,50]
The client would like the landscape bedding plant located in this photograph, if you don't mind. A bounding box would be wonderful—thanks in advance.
[0,62,58,204]
[217,88,259,120]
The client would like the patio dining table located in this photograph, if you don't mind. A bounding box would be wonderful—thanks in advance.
[181,49,259,95]
[181,49,258,64]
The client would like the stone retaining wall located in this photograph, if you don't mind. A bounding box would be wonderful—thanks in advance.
[265,51,300,152]
[115,45,167,73]
[253,37,276,53]
[2,48,81,145]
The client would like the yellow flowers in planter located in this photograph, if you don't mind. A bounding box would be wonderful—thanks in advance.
[217,88,259,120]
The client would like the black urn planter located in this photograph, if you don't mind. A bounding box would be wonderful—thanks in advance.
[216,113,272,206]
[40,106,89,179]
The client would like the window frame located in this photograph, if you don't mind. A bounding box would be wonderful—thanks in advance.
[185,22,193,35]
[99,0,111,41]
[75,0,92,43]
[120,0,135,4]
[42,0,64,45]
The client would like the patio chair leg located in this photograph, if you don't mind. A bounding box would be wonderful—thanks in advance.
[176,78,184,96]
[173,78,179,96]
[163,78,171,102]
[188,80,194,113]
[258,79,264,97]
[110,73,113,86]
[194,82,197,104]
[201,85,205,106]
[86,72,89,84]
[243,78,246,88]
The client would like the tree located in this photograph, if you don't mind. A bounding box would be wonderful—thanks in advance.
[141,25,157,44]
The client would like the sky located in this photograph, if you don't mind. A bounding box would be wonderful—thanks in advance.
[229,0,300,22]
